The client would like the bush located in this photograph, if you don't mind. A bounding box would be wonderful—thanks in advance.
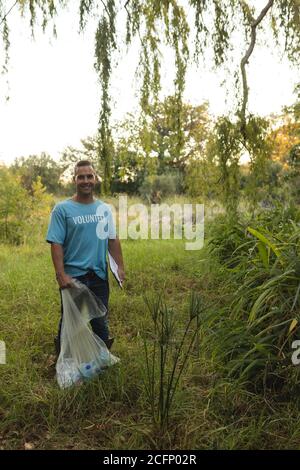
[203,203,300,392]
[139,174,180,203]
[11,153,63,194]
[206,214,249,267]
[0,166,53,245]
[185,159,219,200]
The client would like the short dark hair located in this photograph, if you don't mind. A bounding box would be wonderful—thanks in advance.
[74,160,95,177]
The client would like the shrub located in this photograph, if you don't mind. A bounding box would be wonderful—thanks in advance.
[0,167,53,245]
[139,174,180,203]
[206,214,249,267]
[204,203,300,392]
[11,153,63,194]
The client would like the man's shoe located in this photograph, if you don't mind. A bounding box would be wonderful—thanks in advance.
[105,337,114,350]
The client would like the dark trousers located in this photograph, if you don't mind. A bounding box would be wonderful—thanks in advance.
[56,270,110,354]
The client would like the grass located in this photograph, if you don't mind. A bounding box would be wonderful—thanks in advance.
[1,214,300,449]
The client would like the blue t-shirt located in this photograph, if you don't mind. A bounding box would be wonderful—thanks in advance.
[46,199,116,280]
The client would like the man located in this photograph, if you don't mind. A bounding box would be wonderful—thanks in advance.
[46,160,125,354]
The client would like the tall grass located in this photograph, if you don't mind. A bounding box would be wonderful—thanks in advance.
[1,198,300,449]
[0,234,210,449]
[204,203,300,392]
[142,292,203,432]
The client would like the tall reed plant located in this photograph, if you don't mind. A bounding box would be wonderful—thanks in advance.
[142,292,203,432]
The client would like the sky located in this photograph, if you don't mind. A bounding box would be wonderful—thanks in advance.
[0,1,298,165]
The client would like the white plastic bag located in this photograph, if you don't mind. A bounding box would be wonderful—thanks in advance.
[56,279,119,389]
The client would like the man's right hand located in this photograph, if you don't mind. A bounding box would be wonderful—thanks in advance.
[56,272,74,289]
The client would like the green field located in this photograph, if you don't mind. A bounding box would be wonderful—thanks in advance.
[0,0,299,452]
[1,226,300,450]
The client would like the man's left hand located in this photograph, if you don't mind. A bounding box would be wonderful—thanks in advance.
[118,268,125,284]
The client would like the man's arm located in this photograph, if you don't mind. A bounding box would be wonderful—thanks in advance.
[51,243,74,289]
[108,237,125,283]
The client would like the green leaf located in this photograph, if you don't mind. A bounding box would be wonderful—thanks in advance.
[247,226,281,260]
[257,240,269,268]
[289,319,298,334]
[248,288,275,323]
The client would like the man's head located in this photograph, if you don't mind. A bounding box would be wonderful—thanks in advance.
[74,160,97,196]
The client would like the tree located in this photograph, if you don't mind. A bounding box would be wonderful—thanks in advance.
[146,97,210,174]
[207,117,242,214]
[11,152,62,193]
[112,113,155,193]
[1,0,300,199]
[0,164,27,243]
[60,136,100,170]
[185,156,220,202]
[268,113,300,167]
[110,98,211,193]
[0,164,53,243]
[258,102,300,203]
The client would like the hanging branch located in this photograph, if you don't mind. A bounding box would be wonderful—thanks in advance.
[124,0,130,13]
[240,0,274,137]
[0,1,18,27]
[94,0,117,193]
[100,0,110,17]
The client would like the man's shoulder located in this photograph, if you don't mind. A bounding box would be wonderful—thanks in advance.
[95,199,113,212]
[97,201,116,221]
[52,199,73,213]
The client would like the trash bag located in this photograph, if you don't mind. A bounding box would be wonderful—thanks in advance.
[56,279,119,389]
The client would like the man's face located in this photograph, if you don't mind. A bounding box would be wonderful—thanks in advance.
[74,165,96,196]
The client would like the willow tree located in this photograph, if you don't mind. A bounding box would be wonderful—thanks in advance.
[1,0,300,198]
[189,0,300,213]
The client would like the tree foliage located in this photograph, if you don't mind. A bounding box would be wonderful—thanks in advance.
[145,97,210,173]
[0,164,53,244]
[1,0,300,200]
[11,152,63,193]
